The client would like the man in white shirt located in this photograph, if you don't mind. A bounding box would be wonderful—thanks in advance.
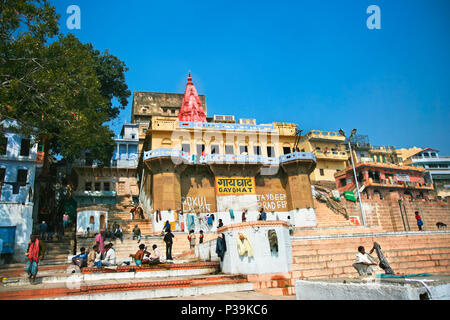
[353,246,378,276]
[149,244,162,264]
[101,243,116,266]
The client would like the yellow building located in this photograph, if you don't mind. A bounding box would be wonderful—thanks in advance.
[297,130,348,184]
[395,147,423,165]
[137,73,318,233]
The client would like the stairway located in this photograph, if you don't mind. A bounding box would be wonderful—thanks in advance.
[40,227,76,266]
[0,262,254,300]
[76,233,217,263]
[107,210,153,235]
[249,231,450,297]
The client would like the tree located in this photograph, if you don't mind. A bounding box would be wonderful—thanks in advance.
[0,1,131,167]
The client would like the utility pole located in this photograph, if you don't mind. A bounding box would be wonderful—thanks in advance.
[339,129,367,226]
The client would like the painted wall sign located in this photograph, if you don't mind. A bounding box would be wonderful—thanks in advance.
[349,216,361,226]
[182,196,211,213]
[396,174,410,182]
[257,193,288,211]
[215,177,255,195]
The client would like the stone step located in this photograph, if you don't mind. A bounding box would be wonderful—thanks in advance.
[0,272,253,300]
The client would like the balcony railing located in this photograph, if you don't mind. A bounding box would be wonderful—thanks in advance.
[313,150,347,159]
[72,190,117,197]
[179,121,275,132]
[363,180,434,190]
[144,148,316,165]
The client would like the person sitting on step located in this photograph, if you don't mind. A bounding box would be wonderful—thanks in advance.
[149,244,162,265]
[100,243,117,266]
[72,247,88,268]
[132,224,141,243]
[129,244,146,266]
[352,246,378,276]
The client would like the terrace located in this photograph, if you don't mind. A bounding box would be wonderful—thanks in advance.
[143,148,316,165]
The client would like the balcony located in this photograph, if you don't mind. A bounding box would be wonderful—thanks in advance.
[313,150,348,161]
[179,121,275,132]
[363,180,434,190]
[307,130,345,142]
[72,190,117,197]
[144,148,316,165]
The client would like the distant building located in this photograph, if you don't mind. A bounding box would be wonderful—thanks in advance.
[335,162,433,201]
[131,88,207,157]
[403,148,450,199]
[298,130,348,184]
[71,123,139,208]
[0,119,38,261]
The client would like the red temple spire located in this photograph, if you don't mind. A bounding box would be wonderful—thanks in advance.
[178,72,207,123]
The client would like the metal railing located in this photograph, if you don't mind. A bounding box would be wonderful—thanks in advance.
[144,148,316,165]
[179,121,275,132]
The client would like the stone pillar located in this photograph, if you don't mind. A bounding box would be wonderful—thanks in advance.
[145,158,186,211]
[281,160,316,210]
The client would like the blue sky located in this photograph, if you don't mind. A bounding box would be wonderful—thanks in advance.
[51,0,449,154]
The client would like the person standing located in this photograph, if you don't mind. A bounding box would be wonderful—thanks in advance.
[39,221,47,240]
[62,213,69,230]
[415,211,424,231]
[25,235,45,284]
[199,230,204,244]
[241,209,247,223]
[258,208,267,221]
[188,230,196,249]
[95,230,105,254]
[163,230,175,261]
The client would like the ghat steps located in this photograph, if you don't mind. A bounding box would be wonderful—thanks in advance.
[76,233,217,262]
[248,231,450,297]
[0,262,253,300]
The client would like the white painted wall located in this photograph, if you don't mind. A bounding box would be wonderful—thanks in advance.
[76,211,108,233]
[0,203,33,261]
[219,223,292,275]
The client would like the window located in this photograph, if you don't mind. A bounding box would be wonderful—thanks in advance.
[320,169,325,176]
[17,169,28,184]
[131,134,136,139]
[0,168,5,183]
[95,182,101,191]
[225,145,234,154]
[85,182,92,191]
[196,144,205,155]
[431,153,437,158]
[340,178,347,186]
[283,147,291,155]
[267,146,275,157]
[20,138,30,156]
[211,145,220,154]
[182,144,190,153]
[103,182,110,191]
[239,146,248,154]
[0,134,7,155]
[254,146,261,155]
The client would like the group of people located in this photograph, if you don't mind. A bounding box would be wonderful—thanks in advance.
[129,244,163,265]
[72,242,116,269]
[37,212,71,242]
[130,205,144,220]
[105,223,123,242]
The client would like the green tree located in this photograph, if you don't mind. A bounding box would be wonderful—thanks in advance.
[0,0,131,167]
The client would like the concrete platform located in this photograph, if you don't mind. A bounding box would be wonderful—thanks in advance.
[295,275,450,300]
